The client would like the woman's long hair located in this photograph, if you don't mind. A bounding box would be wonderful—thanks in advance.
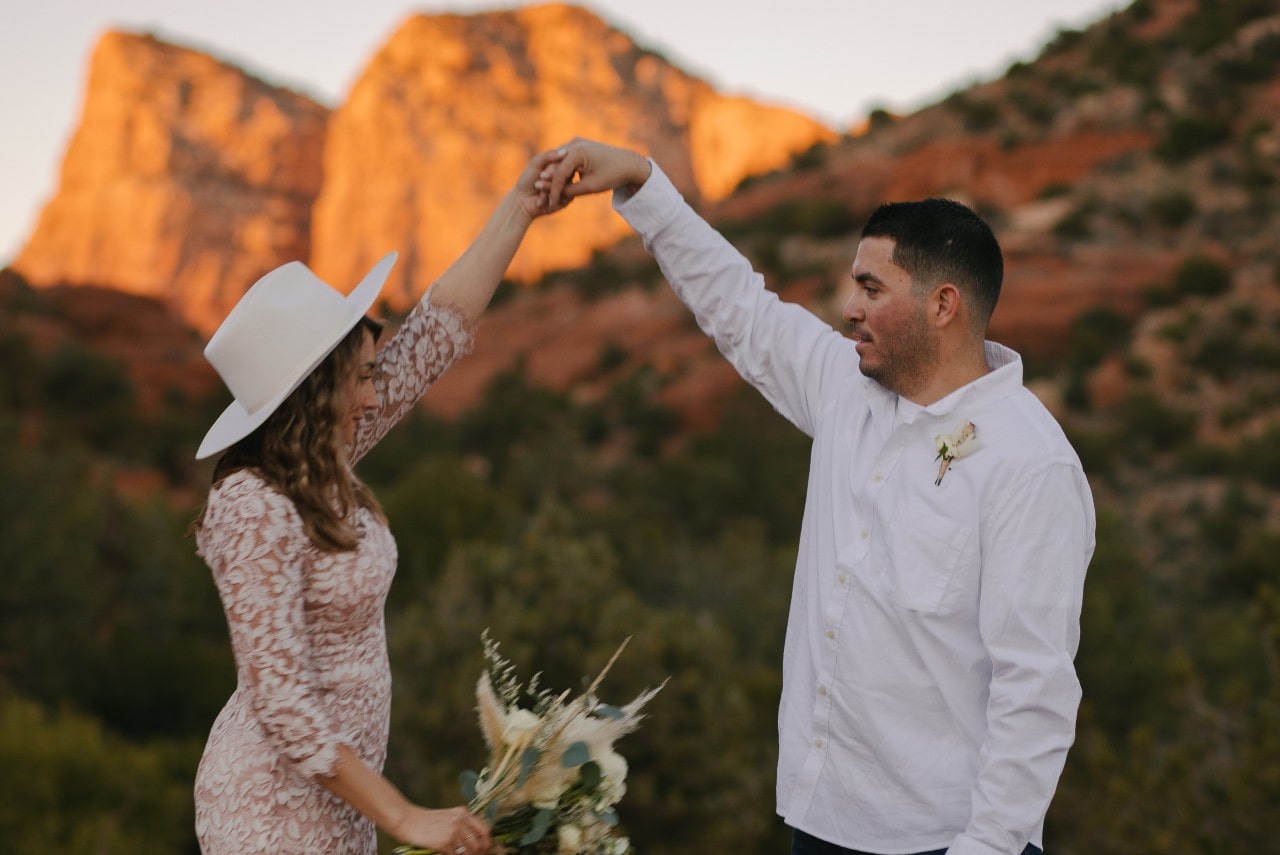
[194,317,387,552]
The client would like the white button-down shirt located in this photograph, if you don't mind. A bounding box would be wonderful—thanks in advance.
[615,165,1095,855]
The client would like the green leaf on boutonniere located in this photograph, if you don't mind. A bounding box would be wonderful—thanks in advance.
[595,703,625,719]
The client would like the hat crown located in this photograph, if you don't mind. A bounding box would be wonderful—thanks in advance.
[195,251,395,461]
[204,262,355,414]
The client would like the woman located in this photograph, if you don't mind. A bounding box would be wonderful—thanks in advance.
[191,148,569,854]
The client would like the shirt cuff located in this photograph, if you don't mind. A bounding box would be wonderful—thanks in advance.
[611,158,684,240]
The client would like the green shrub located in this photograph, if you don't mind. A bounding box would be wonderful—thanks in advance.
[1007,87,1056,126]
[1147,190,1197,227]
[1053,203,1095,239]
[789,142,827,171]
[1143,283,1179,307]
[943,92,1002,132]
[866,107,896,131]
[0,695,197,852]
[1090,22,1162,87]
[1119,392,1198,451]
[1173,0,1277,54]
[1236,427,1280,488]
[1068,307,1133,371]
[1155,114,1232,163]
[1174,255,1232,297]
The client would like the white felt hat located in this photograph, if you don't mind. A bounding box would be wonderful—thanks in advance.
[196,252,397,460]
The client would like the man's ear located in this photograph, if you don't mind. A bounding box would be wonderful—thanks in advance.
[931,283,962,328]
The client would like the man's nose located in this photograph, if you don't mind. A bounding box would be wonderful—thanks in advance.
[842,293,863,323]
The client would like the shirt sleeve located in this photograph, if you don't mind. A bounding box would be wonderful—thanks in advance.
[348,297,475,464]
[201,475,348,780]
[951,463,1095,855]
[613,161,858,437]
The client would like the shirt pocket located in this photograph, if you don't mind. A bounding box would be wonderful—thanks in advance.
[881,509,973,614]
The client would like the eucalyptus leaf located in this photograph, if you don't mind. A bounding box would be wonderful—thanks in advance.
[519,808,553,845]
[459,770,479,802]
[516,745,540,787]
[595,703,625,719]
[561,740,591,767]
[599,808,619,827]
[579,759,602,791]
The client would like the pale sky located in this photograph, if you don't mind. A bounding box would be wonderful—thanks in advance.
[1,0,1127,263]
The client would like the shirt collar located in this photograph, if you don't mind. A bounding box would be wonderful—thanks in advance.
[865,341,1024,430]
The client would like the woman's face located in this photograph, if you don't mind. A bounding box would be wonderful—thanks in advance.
[340,328,379,446]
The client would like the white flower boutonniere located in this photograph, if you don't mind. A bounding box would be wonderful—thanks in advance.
[934,421,980,486]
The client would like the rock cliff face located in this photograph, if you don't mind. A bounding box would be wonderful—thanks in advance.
[310,3,834,307]
[14,32,328,335]
[16,5,833,329]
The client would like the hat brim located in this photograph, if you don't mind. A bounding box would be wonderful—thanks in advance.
[195,251,397,460]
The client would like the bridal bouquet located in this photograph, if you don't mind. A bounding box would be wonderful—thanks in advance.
[393,632,665,855]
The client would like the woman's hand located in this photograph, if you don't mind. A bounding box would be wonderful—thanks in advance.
[512,147,573,221]
[535,138,653,210]
[392,804,491,855]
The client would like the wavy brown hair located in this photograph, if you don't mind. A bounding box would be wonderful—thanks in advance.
[195,317,386,552]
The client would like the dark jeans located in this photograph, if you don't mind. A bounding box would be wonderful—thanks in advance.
[791,828,1044,855]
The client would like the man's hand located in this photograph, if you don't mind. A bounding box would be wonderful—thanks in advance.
[535,138,653,210]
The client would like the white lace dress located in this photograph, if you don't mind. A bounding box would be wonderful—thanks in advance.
[194,300,473,854]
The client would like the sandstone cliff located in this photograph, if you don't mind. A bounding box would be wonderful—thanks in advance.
[16,5,834,330]
[309,3,834,307]
[14,31,328,335]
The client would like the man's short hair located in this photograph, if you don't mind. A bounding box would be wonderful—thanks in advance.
[861,198,1003,327]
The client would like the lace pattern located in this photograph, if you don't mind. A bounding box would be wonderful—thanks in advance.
[194,299,474,854]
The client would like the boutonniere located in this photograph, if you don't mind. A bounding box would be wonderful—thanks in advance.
[934,421,979,486]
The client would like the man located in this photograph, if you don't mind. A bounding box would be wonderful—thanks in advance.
[537,139,1095,855]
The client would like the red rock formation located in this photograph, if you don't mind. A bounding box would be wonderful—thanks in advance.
[13,32,328,335]
[16,9,832,332]
[310,3,834,309]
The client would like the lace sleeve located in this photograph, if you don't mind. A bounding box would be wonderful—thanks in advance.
[348,298,475,463]
[199,472,346,779]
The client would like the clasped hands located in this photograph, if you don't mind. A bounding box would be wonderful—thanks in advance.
[519,138,653,217]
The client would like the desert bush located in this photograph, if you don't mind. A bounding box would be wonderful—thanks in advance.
[1146,190,1197,227]
[1155,114,1232,163]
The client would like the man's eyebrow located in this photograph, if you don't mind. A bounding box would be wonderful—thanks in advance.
[853,271,882,285]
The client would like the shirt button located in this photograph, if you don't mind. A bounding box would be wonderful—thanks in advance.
[861,529,870,539]
[815,739,824,748]
[838,574,847,585]
[818,686,827,696]
[874,473,884,482]
[826,629,836,640]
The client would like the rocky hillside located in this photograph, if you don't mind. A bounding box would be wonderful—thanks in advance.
[425,0,1280,428]
[12,3,832,333]
[7,0,1280,442]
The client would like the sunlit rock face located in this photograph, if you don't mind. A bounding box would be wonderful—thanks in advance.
[309,3,833,310]
[14,31,328,334]
[17,8,831,332]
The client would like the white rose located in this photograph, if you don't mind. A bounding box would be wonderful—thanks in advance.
[502,708,540,747]
[557,823,584,853]
[531,777,570,810]
[596,750,628,803]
